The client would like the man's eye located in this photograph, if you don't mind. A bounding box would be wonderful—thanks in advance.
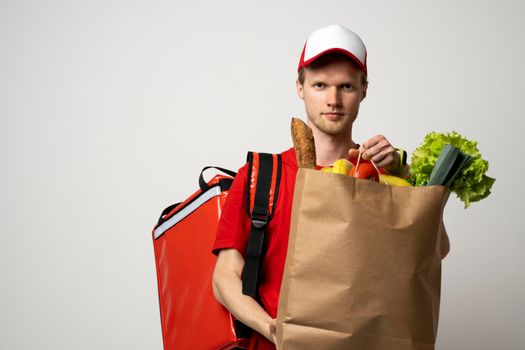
[342,84,354,90]
[313,82,325,88]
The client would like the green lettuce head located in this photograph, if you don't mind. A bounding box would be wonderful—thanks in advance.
[409,131,496,208]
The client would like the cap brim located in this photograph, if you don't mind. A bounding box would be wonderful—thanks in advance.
[299,47,367,74]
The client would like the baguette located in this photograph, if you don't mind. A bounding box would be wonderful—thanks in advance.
[291,118,316,169]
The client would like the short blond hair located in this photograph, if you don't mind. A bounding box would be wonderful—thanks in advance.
[297,53,368,87]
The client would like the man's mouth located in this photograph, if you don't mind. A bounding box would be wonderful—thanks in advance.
[323,112,343,121]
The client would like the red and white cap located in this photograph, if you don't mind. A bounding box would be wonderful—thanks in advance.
[298,25,367,75]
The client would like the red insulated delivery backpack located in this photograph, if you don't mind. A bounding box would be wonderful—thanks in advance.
[152,152,282,350]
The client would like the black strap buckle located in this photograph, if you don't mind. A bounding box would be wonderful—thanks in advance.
[251,211,269,229]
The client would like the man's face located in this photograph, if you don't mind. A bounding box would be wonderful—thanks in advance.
[296,58,367,136]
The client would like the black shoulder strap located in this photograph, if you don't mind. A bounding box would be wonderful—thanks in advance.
[242,152,282,298]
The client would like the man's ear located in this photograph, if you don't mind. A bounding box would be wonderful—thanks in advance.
[296,79,305,99]
[361,82,368,101]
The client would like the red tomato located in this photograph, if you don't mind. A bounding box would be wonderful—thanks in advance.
[349,163,380,182]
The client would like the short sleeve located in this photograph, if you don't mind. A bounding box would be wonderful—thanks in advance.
[211,163,252,256]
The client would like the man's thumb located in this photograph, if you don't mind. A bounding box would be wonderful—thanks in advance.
[348,148,361,159]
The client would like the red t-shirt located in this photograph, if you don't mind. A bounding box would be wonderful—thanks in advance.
[212,147,363,350]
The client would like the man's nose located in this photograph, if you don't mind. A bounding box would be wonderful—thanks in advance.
[327,87,341,107]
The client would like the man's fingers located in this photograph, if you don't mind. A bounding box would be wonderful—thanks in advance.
[269,318,277,332]
[270,318,278,345]
[374,154,395,169]
[370,151,388,164]
[361,135,384,149]
[349,144,388,161]
[362,139,392,161]
[349,136,395,167]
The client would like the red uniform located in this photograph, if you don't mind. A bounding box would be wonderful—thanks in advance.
[212,146,362,350]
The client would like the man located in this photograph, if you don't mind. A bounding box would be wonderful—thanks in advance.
[212,25,449,350]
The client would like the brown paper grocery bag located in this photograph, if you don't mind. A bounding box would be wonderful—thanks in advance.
[276,168,449,350]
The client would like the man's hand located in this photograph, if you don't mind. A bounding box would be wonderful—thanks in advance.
[348,135,399,170]
[212,249,276,344]
[269,318,278,347]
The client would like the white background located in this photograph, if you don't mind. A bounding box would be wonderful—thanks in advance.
[1,0,524,349]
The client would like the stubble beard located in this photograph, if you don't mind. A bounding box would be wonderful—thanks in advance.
[308,113,355,136]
